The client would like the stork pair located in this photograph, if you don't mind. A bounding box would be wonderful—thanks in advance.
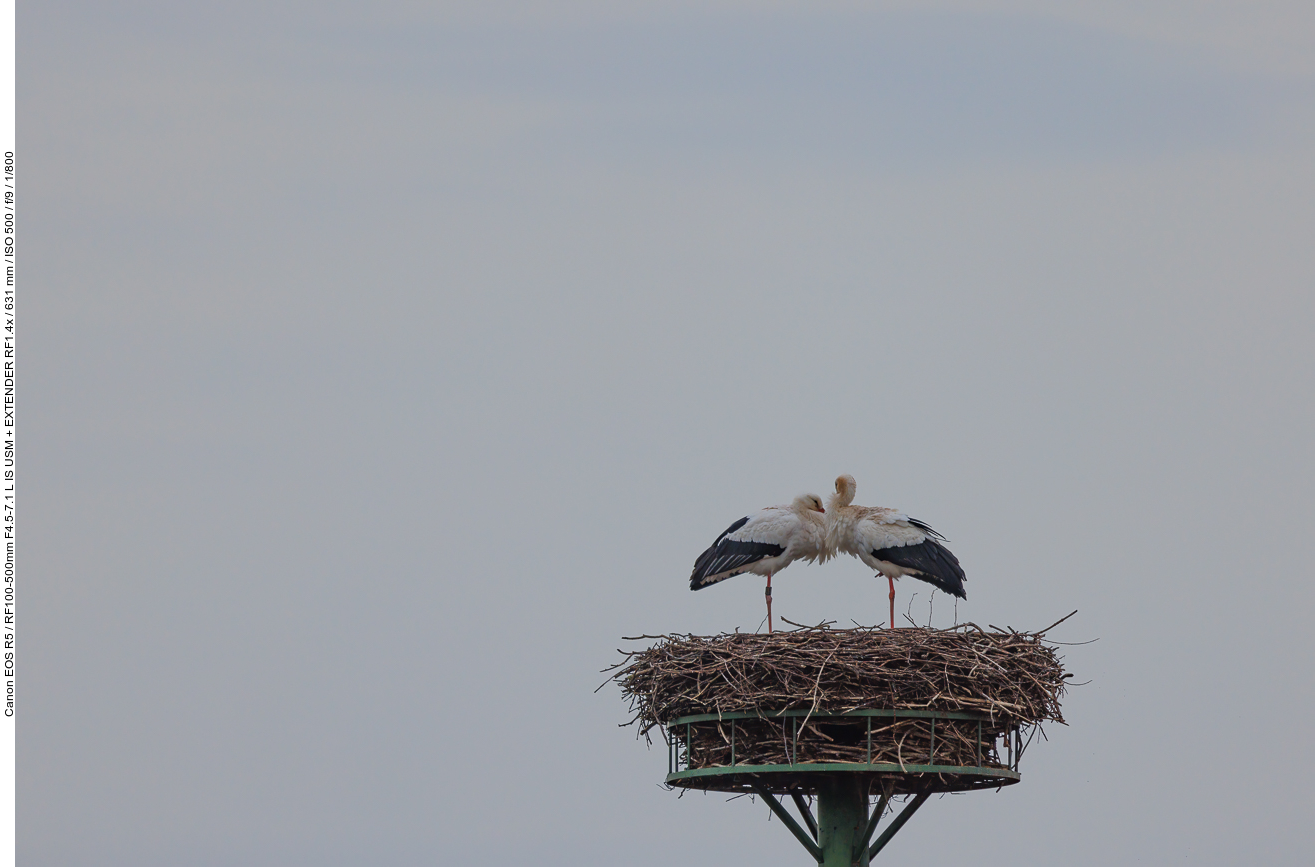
[690,474,966,631]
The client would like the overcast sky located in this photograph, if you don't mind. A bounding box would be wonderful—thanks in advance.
[22,3,1315,865]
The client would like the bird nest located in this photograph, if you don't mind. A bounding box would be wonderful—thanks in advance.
[608,619,1073,793]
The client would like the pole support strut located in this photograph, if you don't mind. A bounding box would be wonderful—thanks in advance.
[753,786,823,863]
[854,791,891,863]
[791,792,818,841]
[867,792,931,861]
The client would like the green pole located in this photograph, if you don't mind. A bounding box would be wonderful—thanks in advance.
[816,776,868,867]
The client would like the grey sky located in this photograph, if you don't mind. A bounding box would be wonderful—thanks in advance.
[23,3,1315,865]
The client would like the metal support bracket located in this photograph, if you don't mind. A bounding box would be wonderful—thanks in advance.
[753,786,824,863]
[791,792,818,841]
[853,791,891,863]
[867,792,931,861]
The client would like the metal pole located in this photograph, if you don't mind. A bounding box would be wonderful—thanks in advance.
[817,776,868,867]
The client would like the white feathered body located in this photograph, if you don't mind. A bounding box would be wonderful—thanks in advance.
[828,506,930,576]
[690,498,827,590]
[826,476,967,599]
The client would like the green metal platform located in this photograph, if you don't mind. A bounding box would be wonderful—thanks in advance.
[662,708,1031,866]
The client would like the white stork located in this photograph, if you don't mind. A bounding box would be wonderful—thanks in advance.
[826,474,966,628]
[690,493,828,633]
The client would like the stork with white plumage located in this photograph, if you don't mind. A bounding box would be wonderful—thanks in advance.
[689,493,828,633]
[826,474,966,628]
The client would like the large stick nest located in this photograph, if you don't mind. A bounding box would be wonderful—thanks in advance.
[608,620,1072,777]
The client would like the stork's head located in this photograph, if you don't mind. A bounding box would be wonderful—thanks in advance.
[830,474,857,509]
[792,493,825,515]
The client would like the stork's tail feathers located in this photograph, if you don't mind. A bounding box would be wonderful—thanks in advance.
[690,569,729,591]
[914,561,967,599]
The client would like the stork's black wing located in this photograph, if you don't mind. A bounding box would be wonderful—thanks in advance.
[690,516,786,590]
[872,525,966,599]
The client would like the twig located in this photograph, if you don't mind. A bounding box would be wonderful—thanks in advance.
[1036,610,1079,635]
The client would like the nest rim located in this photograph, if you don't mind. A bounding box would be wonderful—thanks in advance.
[665,765,1021,796]
[614,623,1070,798]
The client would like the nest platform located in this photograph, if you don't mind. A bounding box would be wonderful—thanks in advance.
[611,622,1069,797]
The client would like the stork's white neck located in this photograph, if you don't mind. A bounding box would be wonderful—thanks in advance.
[825,475,861,555]
[829,474,857,511]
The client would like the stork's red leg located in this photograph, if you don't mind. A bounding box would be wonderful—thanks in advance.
[888,575,896,629]
[766,572,773,634]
